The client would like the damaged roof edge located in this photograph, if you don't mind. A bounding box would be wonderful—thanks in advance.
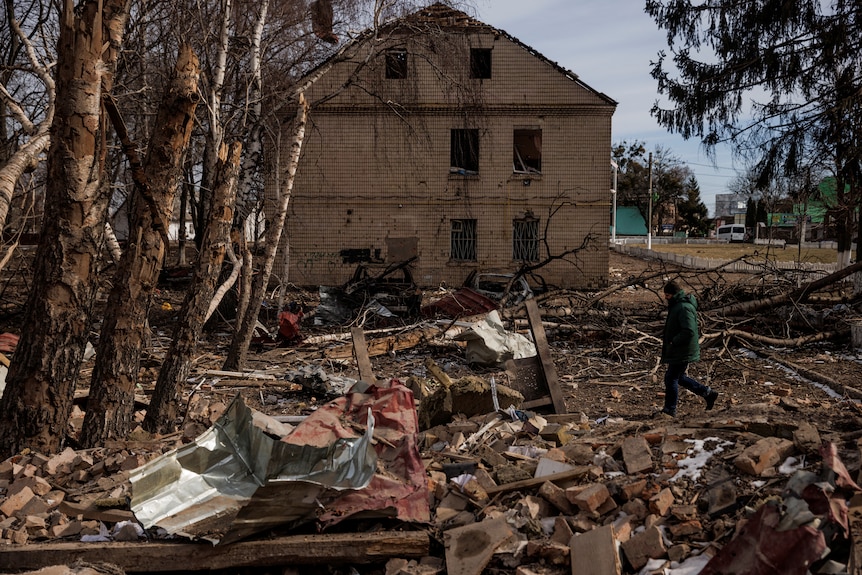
[295,3,618,109]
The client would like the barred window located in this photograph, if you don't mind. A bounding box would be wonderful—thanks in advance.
[450,219,477,261]
[513,217,539,262]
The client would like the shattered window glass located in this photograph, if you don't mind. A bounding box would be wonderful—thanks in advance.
[451,219,477,261]
[513,217,539,262]
[513,128,542,174]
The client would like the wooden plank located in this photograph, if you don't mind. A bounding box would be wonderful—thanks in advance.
[524,298,567,413]
[570,524,621,575]
[351,327,377,384]
[325,326,438,359]
[0,532,430,572]
[485,466,590,495]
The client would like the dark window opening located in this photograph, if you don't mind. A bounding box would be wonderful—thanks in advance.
[470,48,492,79]
[450,129,479,174]
[451,219,477,261]
[513,217,539,262]
[385,49,408,79]
[513,128,542,174]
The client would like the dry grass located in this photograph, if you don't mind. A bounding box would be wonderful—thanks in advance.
[631,242,838,264]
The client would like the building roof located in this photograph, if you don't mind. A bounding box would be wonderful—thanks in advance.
[301,2,617,107]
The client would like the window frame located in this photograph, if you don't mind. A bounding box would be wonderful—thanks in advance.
[385,49,408,79]
[513,128,542,174]
[513,217,540,262]
[450,128,480,174]
[450,218,478,262]
[470,48,492,79]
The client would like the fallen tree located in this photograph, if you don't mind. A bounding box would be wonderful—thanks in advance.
[709,259,862,317]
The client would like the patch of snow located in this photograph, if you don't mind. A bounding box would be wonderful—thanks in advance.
[670,437,734,483]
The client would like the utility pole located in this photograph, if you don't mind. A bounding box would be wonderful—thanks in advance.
[647,152,653,250]
[611,160,618,243]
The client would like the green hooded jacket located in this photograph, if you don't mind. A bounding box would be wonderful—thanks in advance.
[661,289,700,364]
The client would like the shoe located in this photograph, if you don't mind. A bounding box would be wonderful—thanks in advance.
[652,409,675,419]
[705,390,719,411]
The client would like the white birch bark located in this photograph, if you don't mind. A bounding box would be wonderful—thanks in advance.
[0,10,56,233]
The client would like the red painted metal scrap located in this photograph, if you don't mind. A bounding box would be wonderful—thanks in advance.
[421,287,498,319]
[282,378,430,527]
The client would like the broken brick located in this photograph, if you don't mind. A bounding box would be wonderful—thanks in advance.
[621,436,653,475]
[621,525,667,570]
[0,485,36,518]
[734,437,795,476]
[567,483,611,514]
[538,481,574,514]
[649,487,675,517]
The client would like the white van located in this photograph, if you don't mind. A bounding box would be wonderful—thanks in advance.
[716,224,747,242]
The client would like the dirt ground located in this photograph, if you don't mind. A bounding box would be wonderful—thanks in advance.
[4,247,862,574]
[206,248,862,439]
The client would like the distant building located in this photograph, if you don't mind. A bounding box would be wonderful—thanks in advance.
[277,3,617,290]
[713,193,748,225]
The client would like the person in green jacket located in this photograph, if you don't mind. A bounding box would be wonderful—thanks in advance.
[656,281,719,417]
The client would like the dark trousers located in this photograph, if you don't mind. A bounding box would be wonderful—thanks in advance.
[663,362,710,414]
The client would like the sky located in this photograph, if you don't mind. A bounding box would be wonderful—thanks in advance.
[473,0,742,216]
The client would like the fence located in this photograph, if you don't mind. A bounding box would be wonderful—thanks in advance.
[613,244,839,275]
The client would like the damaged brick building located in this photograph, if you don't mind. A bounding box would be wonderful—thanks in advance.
[280,3,617,290]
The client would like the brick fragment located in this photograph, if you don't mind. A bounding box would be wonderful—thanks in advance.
[669,520,703,537]
[649,487,675,517]
[0,485,35,517]
[621,525,667,570]
[9,476,52,497]
[567,483,610,514]
[620,478,647,501]
[621,436,653,474]
[734,437,795,476]
[539,481,574,514]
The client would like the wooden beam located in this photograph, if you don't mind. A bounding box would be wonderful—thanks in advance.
[524,298,567,414]
[324,326,439,360]
[0,532,430,572]
[485,466,590,496]
[351,326,377,384]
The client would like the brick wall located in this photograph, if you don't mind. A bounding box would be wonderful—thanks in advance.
[275,27,615,290]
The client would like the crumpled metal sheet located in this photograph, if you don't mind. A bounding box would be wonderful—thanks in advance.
[129,394,377,544]
[283,379,431,527]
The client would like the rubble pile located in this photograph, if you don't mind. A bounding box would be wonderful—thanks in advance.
[1,384,861,575]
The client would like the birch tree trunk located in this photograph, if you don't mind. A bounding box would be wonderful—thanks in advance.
[222,93,307,371]
[208,0,268,328]
[195,0,231,248]
[80,45,200,447]
[0,6,56,233]
[0,0,130,458]
[143,141,242,435]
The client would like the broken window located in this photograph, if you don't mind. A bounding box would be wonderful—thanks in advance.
[450,129,479,174]
[470,48,492,79]
[450,219,477,261]
[513,128,542,174]
[513,217,539,262]
[385,49,408,79]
